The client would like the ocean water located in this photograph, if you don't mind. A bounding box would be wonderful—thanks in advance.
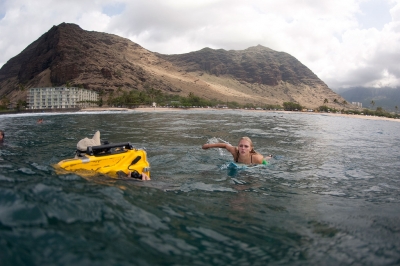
[0,110,399,265]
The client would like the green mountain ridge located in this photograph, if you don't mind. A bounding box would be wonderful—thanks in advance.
[336,87,400,111]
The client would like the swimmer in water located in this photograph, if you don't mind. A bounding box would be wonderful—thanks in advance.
[202,136,272,165]
[117,170,150,181]
[128,171,150,180]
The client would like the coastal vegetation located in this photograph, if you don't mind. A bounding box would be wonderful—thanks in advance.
[101,89,399,119]
[318,105,399,119]
[338,87,400,112]
[283,102,303,111]
[103,88,282,110]
[0,87,398,120]
[0,96,10,111]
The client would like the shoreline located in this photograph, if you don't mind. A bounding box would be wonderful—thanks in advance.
[80,107,400,123]
[2,107,398,123]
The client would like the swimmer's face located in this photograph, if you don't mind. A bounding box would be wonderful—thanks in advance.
[238,139,251,154]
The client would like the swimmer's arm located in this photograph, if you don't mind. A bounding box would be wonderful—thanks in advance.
[202,143,236,153]
[202,143,229,149]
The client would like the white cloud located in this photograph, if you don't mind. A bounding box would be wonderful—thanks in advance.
[0,0,399,90]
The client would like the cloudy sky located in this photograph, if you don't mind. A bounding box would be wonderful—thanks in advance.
[0,0,399,90]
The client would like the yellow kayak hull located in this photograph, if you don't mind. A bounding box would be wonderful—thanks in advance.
[57,148,150,179]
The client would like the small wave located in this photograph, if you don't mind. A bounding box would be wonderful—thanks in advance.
[363,186,382,192]
[32,162,51,171]
[231,178,246,185]
[207,137,230,145]
[315,190,346,196]
[0,174,15,182]
[18,168,36,175]
[271,127,287,131]
[180,182,236,193]
[378,183,399,190]
[231,129,271,136]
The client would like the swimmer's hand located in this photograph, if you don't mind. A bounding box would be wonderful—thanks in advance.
[128,171,151,181]
[140,173,151,181]
[264,154,273,161]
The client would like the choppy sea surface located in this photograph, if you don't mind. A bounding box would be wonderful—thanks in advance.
[0,110,399,266]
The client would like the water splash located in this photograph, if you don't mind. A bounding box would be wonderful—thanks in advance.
[206,137,230,156]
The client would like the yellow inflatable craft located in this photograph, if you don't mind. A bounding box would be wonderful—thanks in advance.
[57,142,150,179]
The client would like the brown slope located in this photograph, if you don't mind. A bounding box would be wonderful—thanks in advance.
[0,23,233,104]
[158,45,344,107]
[159,45,325,86]
[0,22,346,109]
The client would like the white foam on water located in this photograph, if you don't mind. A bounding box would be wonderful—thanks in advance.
[206,137,231,156]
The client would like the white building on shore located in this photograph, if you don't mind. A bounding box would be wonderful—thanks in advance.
[27,87,98,109]
[352,102,363,108]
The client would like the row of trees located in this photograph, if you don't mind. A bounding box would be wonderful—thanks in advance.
[323,98,348,106]
[282,98,399,119]
[102,87,283,110]
[283,102,303,111]
[0,96,28,111]
[370,100,398,113]
[318,105,399,118]
[100,86,400,119]
[324,98,398,114]
[103,89,223,108]
[1,85,398,119]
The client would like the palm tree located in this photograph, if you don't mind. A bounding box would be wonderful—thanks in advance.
[370,100,375,109]
[395,105,398,114]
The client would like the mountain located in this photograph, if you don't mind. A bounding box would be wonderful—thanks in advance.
[0,22,346,108]
[336,87,400,111]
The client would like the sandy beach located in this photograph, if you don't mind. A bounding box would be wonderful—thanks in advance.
[80,107,400,123]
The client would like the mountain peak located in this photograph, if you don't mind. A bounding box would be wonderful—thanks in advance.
[0,23,345,108]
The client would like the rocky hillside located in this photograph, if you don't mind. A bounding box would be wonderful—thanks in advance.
[0,22,346,108]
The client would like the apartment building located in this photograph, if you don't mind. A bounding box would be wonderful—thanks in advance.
[352,102,363,108]
[27,87,98,109]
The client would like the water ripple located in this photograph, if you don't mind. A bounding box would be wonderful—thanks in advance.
[0,111,399,265]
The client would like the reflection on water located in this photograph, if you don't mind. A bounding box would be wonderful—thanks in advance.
[0,110,399,265]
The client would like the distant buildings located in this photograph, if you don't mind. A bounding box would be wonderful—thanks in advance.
[27,87,98,109]
[352,102,362,108]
